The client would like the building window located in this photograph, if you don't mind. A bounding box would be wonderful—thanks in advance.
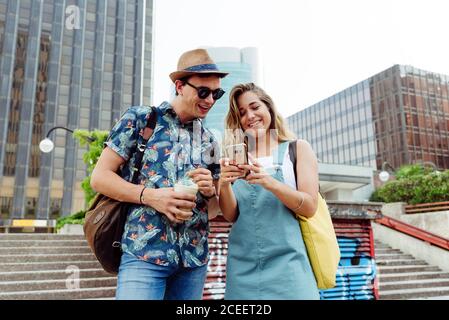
[0,22,4,56]
[30,35,50,177]
[25,197,37,219]
[0,197,12,221]
[50,198,62,219]
[3,32,28,176]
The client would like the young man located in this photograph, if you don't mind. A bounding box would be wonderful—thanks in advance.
[90,49,228,300]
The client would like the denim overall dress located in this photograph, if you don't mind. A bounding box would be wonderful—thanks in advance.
[224,142,320,300]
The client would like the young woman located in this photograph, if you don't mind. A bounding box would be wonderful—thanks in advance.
[219,83,320,299]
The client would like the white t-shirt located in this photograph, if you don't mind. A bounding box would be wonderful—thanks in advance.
[255,147,297,190]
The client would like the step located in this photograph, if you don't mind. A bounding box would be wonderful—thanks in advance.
[379,279,449,291]
[0,246,93,255]
[374,244,392,249]
[374,254,414,260]
[377,265,441,274]
[374,249,403,255]
[0,240,88,248]
[0,277,117,292]
[0,253,97,263]
[0,234,85,241]
[414,295,449,300]
[376,259,427,267]
[379,286,449,300]
[0,268,112,282]
[0,286,116,300]
[0,260,103,272]
[378,271,449,282]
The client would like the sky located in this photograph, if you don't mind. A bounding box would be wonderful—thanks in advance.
[151,0,449,118]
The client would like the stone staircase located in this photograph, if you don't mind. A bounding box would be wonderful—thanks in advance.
[0,234,116,300]
[7,234,449,300]
[375,240,449,300]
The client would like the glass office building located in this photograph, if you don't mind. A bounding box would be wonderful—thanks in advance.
[0,0,154,219]
[203,47,262,143]
[287,65,449,171]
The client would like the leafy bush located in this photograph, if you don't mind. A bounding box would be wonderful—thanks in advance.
[56,130,107,231]
[377,179,417,204]
[73,129,109,207]
[411,170,449,204]
[56,210,86,231]
[369,188,385,202]
[395,164,433,180]
[373,164,449,205]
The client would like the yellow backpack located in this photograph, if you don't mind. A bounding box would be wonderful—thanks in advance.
[288,141,341,289]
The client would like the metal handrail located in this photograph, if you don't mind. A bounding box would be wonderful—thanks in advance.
[375,215,449,251]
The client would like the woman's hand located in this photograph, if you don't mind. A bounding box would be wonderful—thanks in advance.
[238,154,277,190]
[219,158,246,187]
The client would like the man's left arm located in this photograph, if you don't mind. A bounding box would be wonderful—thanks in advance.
[206,179,220,220]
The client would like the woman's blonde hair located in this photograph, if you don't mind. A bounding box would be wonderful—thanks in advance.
[224,83,296,147]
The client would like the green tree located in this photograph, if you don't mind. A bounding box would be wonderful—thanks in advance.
[73,129,109,207]
[56,129,108,231]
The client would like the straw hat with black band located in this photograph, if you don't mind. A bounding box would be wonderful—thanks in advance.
[169,49,229,82]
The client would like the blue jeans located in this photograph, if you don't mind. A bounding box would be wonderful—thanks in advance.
[115,252,208,300]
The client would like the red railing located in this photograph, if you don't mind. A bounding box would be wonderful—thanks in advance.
[375,215,449,251]
[405,201,449,214]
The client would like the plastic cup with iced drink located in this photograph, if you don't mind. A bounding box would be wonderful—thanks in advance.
[174,177,198,220]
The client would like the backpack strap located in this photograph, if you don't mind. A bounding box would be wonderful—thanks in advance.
[288,140,298,185]
[289,139,322,194]
[131,106,157,184]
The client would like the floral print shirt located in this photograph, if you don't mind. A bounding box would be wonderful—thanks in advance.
[105,102,220,268]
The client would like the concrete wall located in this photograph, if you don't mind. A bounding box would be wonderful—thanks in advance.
[382,203,449,238]
[325,189,354,201]
[382,202,406,220]
[400,211,449,239]
[324,186,374,201]
[372,223,449,273]
[352,184,375,202]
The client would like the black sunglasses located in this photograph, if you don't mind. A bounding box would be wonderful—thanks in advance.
[185,81,225,100]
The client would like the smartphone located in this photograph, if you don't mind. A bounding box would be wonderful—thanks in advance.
[224,143,248,165]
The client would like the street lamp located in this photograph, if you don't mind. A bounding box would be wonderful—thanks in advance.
[379,161,395,182]
[414,161,438,170]
[412,160,441,175]
[39,126,95,153]
[379,160,440,183]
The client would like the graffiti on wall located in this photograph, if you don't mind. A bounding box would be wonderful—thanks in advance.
[320,236,377,300]
[203,217,378,300]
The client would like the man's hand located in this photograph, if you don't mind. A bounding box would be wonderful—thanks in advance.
[188,168,216,198]
[142,187,196,224]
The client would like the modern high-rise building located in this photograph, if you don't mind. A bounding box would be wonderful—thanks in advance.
[287,65,449,171]
[202,47,263,142]
[0,0,154,220]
